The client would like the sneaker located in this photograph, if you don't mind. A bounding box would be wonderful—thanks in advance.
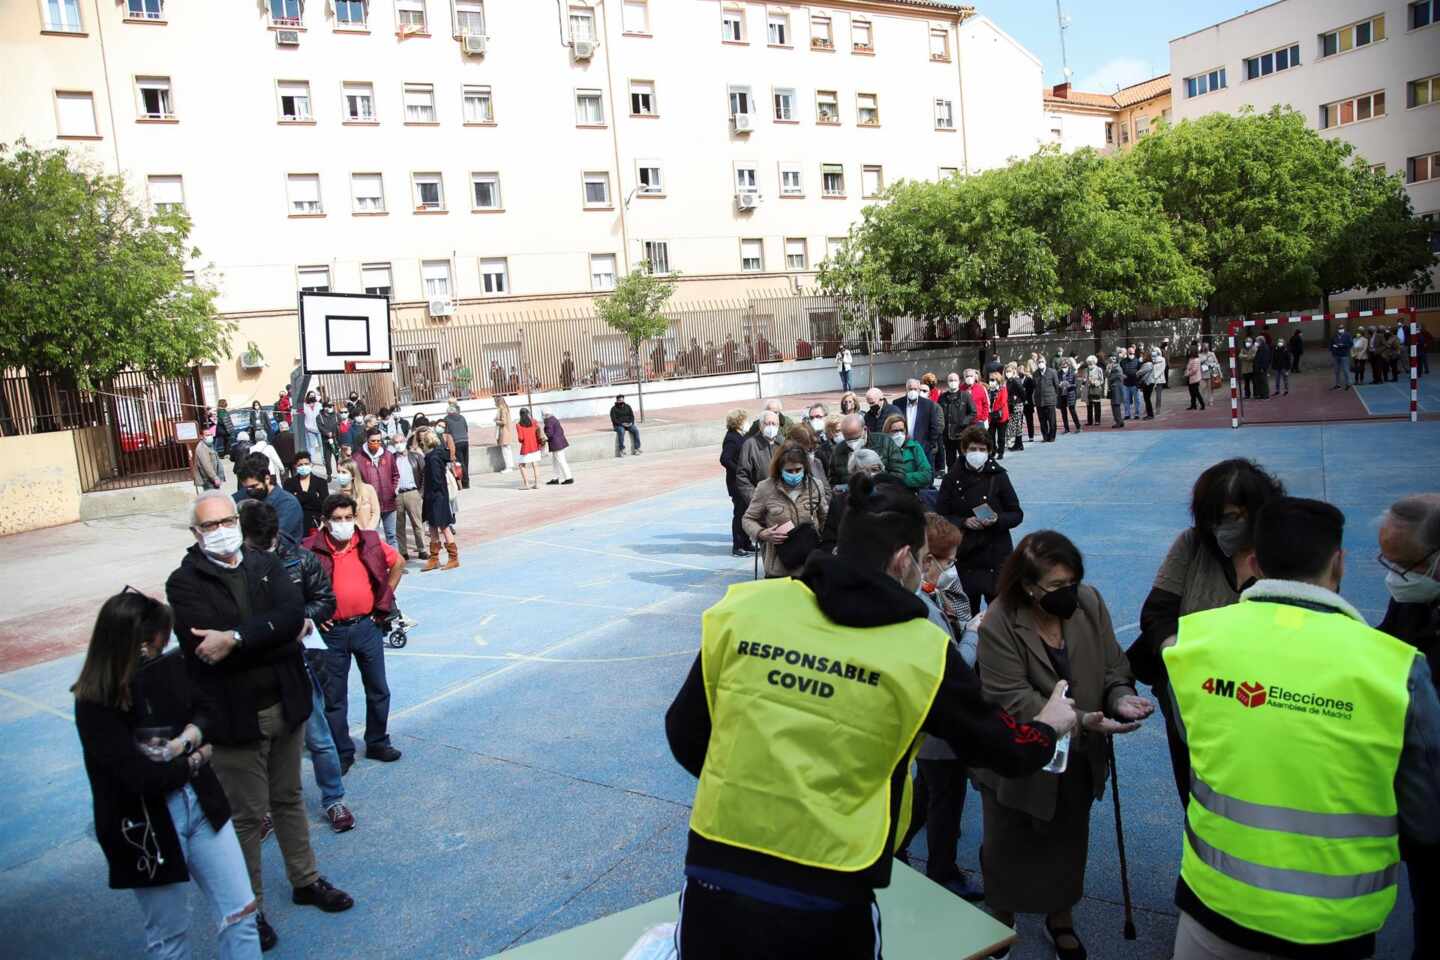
[546,479,560,485]
[1044,921,1088,960]
[941,869,985,902]
[292,877,355,913]
[731,548,750,558]
[256,912,278,952]
[365,745,402,762]
[562,478,574,485]
[326,802,356,833]
[633,450,643,456]
[258,813,274,843]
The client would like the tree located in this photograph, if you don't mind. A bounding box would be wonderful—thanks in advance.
[595,266,677,377]
[1314,162,1434,310]
[0,142,232,402]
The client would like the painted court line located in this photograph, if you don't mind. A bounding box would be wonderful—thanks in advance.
[387,650,697,664]
[403,583,707,617]
[0,685,73,722]
[512,537,731,572]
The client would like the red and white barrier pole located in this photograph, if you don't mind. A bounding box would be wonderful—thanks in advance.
[1228,321,1240,429]
[1410,312,1420,424]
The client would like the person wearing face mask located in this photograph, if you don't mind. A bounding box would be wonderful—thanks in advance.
[332,459,380,533]
[921,371,941,404]
[1119,348,1142,420]
[937,425,1023,617]
[1032,355,1062,443]
[1126,458,1284,810]
[247,430,286,484]
[246,402,267,440]
[352,428,400,546]
[300,392,322,465]
[232,454,304,548]
[938,371,978,476]
[283,450,329,532]
[826,412,901,488]
[880,414,933,492]
[735,410,784,507]
[1252,332,1271,401]
[836,344,854,392]
[302,495,405,775]
[895,378,943,477]
[982,371,1011,459]
[838,390,861,417]
[1349,327,1369,391]
[741,442,830,578]
[1165,498,1440,960]
[665,475,1076,959]
[977,531,1151,960]
[720,410,755,558]
[747,398,792,438]
[1003,363,1026,454]
[1105,353,1125,428]
[166,492,353,951]
[862,387,901,435]
[1081,355,1105,426]
[315,401,339,476]
[818,451,885,552]
[389,433,430,561]
[805,403,833,464]
[1330,324,1355,390]
[344,391,366,421]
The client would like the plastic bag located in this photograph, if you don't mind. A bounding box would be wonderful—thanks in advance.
[621,923,677,960]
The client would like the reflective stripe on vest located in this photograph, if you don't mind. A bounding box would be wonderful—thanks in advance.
[1163,596,1413,944]
[690,578,948,872]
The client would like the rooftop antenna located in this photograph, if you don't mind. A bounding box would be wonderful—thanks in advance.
[1055,0,1072,83]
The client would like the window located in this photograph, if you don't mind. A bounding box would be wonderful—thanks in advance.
[1135,116,1150,137]
[147,175,184,214]
[268,0,302,26]
[740,239,764,272]
[1320,91,1386,128]
[784,238,808,270]
[937,167,958,179]
[590,253,617,290]
[779,162,803,196]
[851,18,872,52]
[335,0,366,26]
[735,165,758,192]
[286,174,323,214]
[1409,74,1440,108]
[637,161,663,195]
[576,88,606,124]
[569,5,595,41]
[862,165,883,197]
[768,12,788,45]
[1408,152,1440,184]
[729,84,752,117]
[463,85,494,123]
[413,172,445,210]
[929,25,949,60]
[622,1,648,34]
[478,258,508,295]
[773,87,795,121]
[351,173,385,212]
[856,93,879,125]
[721,5,744,42]
[1120,122,1130,145]
[298,266,331,293]
[642,240,670,274]
[1412,1,1439,30]
[1422,212,1440,255]
[454,0,484,36]
[55,91,98,137]
[816,89,839,123]
[471,172,501,209]
[45,0,82,30]
[934,98,953,129]
[137,77,174,119]
[127,0,164,20]
[583,171,611,207]
[1183,68,1227,99]
[1104,121,1114,144]
[630,81,656,116]
[404,83,436,122]
[1320,14,1385,58]
[277,81,311,121]
[342,82,375,121]
[421,259,451,297]
[810,13,831,48]
[826,237,845,260]
[396,0,426,31]
[1244,43,1300,80]
[821,163,844,197]
[361,262,392,297]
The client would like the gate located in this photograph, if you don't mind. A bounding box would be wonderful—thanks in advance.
[92,368,206,488]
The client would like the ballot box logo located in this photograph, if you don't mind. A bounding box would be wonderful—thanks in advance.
[1236,681,1267,708]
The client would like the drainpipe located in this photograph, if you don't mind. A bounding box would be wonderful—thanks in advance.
[596,1,632,274]
[952,19,972,174]
[93,0,123,173]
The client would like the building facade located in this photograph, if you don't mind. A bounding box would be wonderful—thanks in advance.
[1044,75,1171,155]
[1,0,1045,403]
[1170,0,1439,311]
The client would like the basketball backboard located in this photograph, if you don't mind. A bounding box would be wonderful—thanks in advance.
[298,292,392,374]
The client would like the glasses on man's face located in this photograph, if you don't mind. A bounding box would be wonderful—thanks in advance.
[1377,549,1439,582]
[195,515,239,534]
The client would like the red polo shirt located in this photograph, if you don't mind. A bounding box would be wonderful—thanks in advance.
[329,533,399,620]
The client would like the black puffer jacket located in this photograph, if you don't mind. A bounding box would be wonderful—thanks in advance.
[935,459,1023,575]
[937,388,977,439]
[276,543,336,623]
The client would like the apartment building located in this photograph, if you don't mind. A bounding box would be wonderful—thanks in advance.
[2,0,1045,399]
[1170,0,1439,311]
[1044,74,1171,154]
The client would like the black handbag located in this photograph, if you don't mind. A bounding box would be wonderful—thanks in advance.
[776,522,821,570]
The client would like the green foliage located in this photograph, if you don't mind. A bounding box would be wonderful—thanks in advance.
[595,267,677,348]
[0,141,232,389]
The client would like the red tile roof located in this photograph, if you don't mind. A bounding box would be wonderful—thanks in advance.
[1046,74,1171,112]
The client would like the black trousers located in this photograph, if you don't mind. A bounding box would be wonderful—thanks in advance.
[1023,402,1035,440]
[454,440,470,488]
[1141,384,1154,418]
[1038,404,1057,442]
[914,759,968,882]
[678,879,880,960]
[1292,353,1301,372]
[958,568,996,617]
[1188,383,1205,409]
[729,491,751,552]
[1087,399,1101,424]
[1242,372,1253,398]
[988,420,1005,459]
[1371,356,1386,384]
[1404,841,1439,960]
[1110,400,1124,427]
[942,437,962,474]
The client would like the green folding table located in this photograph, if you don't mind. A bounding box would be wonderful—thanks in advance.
[491,861,1015,958]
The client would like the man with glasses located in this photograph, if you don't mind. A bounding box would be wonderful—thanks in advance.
[166,490,355,951]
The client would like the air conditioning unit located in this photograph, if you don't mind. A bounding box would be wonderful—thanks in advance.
[573,39,596,60]
[735,191,759,210]
[732,112,754,133]
[275,29,300,46]
[428,298,455,318]
[462,34,487,55]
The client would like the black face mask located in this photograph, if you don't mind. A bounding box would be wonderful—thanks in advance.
[1037,583,1079,620]
[246,486,269,501]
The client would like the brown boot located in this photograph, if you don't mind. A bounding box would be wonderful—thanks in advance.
[422,535,442,571]
[443,541,460,570]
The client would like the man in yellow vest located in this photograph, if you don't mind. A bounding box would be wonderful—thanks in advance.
[665,473,1079,958]
[1164,497,1440,960]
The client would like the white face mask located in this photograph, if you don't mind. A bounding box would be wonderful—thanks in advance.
[200,525,243,559]
[335,473,352,487]
[847,436,864,450]
[762,424,779,440]
[810,417,825,432]
[963,375,975,385]
[907,389,920,401]
[890,432,906,447]
[964,451,987,471]
[328,520,356,542]
[1037,361,1046,370]
[947,379,960,391]
[1386,567,1440,605]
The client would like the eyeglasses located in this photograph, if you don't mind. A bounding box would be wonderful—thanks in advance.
[1377,549,1439,582]
[194,515,239,534]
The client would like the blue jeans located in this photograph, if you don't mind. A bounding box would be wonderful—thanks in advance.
[1273,369,1289,394]
[380,510,397,548]
[132,785,260,960]
[303,652,345,808]
[839,369,851,391]
[1122,384,1140,417]
[613,423,641,454]
[320,617,392,762]
[1333,353,1351,387]
[305,429,322,463]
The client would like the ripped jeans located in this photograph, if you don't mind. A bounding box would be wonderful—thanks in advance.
[132,783,261,959]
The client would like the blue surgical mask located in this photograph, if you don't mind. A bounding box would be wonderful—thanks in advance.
[780,469,805,488]
[296,465,312,477]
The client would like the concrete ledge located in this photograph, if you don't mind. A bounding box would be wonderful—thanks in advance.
[80,480,197,522]
[474,418,724,473]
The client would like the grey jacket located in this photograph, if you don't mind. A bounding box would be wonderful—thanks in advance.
[735,434,779,503]
[1033,367,1062,407]
[1106,361,1124,398]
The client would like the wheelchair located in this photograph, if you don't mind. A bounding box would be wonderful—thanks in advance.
[378,609,410,649]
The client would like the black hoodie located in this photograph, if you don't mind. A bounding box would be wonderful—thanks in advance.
[665,552,1056,904]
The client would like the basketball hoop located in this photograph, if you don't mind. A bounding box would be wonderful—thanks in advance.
[345,360,390,374]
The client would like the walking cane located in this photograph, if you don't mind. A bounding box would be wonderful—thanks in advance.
[1107,735,1138,940]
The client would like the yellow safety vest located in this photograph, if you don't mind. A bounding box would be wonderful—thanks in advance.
[1163,596,1413,944]
[690,578,949,872]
